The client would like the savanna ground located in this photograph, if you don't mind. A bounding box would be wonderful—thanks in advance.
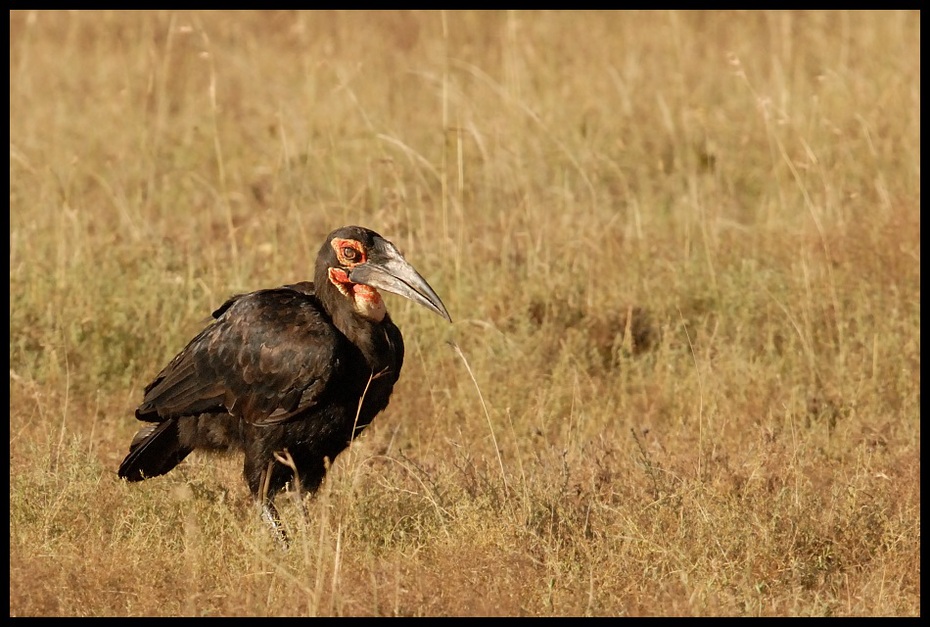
[9,10,920,617]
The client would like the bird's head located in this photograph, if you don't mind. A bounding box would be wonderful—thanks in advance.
[316,226,452,323]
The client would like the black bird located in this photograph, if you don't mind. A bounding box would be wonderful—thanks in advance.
[118,225,451,540]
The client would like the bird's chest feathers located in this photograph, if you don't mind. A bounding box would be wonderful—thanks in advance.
[328,268,386,321]
[336,336,401,425]
[352,328,402,385]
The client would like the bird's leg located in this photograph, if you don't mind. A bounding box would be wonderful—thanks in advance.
[274,449,312,522]
[259,460,290,550]
[260,499,289,550]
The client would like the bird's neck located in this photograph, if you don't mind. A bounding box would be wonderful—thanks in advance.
[317,280,401,377]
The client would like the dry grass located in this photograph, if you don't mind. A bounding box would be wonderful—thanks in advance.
[9,10,920,616]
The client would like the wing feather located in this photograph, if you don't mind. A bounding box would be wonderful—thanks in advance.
[136,284,341,427]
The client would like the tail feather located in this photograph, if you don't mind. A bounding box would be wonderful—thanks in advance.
[117,419,193,482]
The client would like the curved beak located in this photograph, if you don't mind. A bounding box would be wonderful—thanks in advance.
[348,238,452,322]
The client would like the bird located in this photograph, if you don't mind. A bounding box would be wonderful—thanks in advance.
[117,225,451,543]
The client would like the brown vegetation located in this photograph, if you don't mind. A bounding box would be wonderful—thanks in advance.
[10,10,920,616]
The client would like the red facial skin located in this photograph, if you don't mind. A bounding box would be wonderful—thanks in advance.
[328,242,386,321]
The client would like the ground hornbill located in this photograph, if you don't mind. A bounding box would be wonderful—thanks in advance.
[118,225,451,543]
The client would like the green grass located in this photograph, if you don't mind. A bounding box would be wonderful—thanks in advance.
[10,10,920,616]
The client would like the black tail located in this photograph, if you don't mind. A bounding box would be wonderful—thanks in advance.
[117,419,194,482]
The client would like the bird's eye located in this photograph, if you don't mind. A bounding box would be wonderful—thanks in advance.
[342,247,359,262]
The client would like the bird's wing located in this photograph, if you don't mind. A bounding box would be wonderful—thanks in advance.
[136,285,343,427]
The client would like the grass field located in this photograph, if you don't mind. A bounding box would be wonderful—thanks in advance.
[9,10,920,616]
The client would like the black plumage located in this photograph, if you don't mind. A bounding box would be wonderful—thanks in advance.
[118,226,451,539]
